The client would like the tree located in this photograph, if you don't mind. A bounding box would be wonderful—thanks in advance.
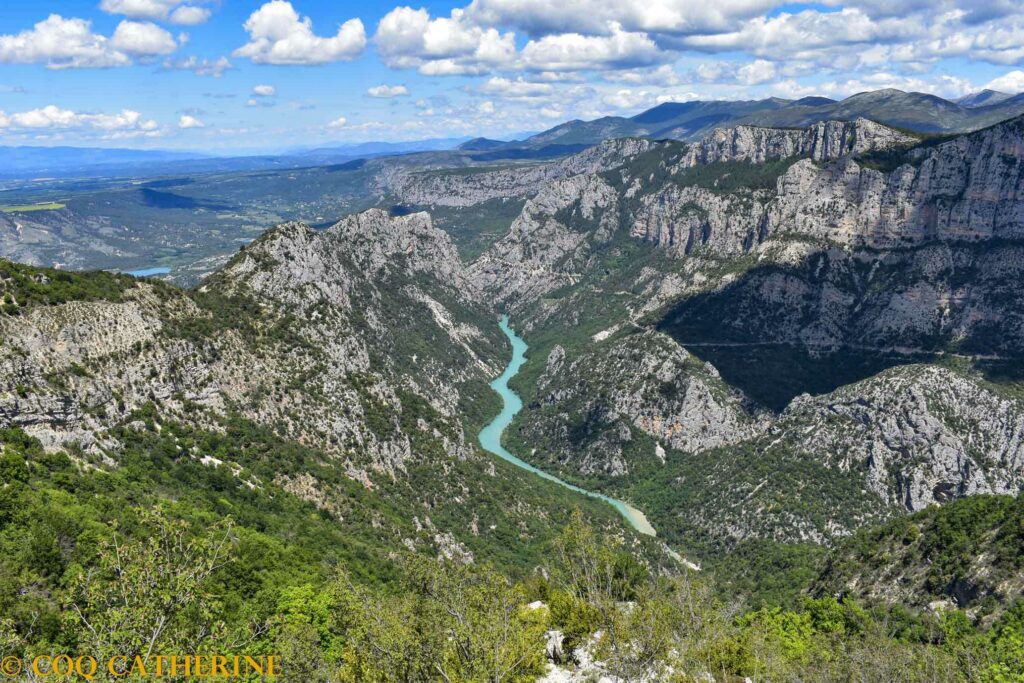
[329,557,548,683]
[985,602,1024,682]
[64,509,237,672]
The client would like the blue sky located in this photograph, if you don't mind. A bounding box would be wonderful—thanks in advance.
[1,0,1023,152]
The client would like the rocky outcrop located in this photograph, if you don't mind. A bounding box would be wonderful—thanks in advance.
[469,173,622,310]
[390,138,656,208]
[658,242,1024,357]
[516,330,758,477]
[778,365,1024,511]
[0,210,499,474]
[683,118,917,166]
[766,118,1024,246]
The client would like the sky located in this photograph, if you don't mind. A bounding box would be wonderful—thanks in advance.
[1,0,1024,152]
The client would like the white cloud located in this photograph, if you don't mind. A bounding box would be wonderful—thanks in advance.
[0,15,179,70]
[375,6,515,75]
[367,84,409,98]
[603,64,680,86]
[478,100,496,114]
[234,1,366,65]
[465,0,780,38]
[178,114,204,128]
[162,55,232,77]
[480,76,554,98]
[0,105,159,136]
[520,23,666,71]
[100,0,212,25]
[0,15,135,69]
[110,21,178,56]
[816,71,976,99]
[602,88,656,109]
[169,6,212,25]
[253,84,277,96]
[985,70,1024,93]
[327,116,348,128]
[679,9,918,59]
[763,79,822,99]
[737,58,776,84]
[599,86,699,110]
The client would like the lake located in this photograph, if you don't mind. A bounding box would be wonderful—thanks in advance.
[126,267,171,277]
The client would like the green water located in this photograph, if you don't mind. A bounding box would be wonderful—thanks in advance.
[479,316,656,536]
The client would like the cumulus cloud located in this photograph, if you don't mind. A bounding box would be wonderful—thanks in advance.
[0,105,159,135]
[600,87,700,110]
[169,6,212,25]
[737,59,776,84]
[367,84,409,98]
[252,84,277,96]
[679,9,917,58]
[100,0,212,25]
[235,1,366,65]
[985,70,1024,93]
[327,116,348,128]
[817,71,975,99]
[602,88,657,109]
[178,114,204,128]
[480,76,554,98]
[465,0,780,38]
[520,23,666,71]
[0,15,182,69]
[110,21,178,56]
[602,64,680,86]
[162,55,232,77]
[375,7,515,75]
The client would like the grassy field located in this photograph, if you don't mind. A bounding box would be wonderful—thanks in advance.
[1,202,66,213]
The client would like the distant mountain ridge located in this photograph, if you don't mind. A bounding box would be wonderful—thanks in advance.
[6,89,1024,181]
[957,89,1013,107]
[481,88,1024,154]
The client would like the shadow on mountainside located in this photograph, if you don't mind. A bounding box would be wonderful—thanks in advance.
[655,243,1024,411]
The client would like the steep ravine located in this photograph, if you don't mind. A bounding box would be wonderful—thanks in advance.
[479,316,657,536]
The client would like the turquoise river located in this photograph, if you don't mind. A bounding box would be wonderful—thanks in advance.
[478,316,657,536]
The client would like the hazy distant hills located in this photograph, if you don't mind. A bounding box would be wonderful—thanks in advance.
[0,146,208,177]
[5,88,1024,180]
[741,88,1024,133]
[956,88,1013,107]
[292,137,471,160]
[0,137,472,181]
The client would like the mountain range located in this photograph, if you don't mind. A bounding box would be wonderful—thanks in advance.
[483,88,1024,155]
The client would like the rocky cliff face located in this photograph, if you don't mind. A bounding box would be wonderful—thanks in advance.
[659,241,1024,357]
[778,365,1024,512]
[389,138,656,208]
[649,116,1024,251]
[469,173,623,310]
[765,119,1024,247]
[514,330,760,477]
[0,210,498,461]
[682,118,918,166]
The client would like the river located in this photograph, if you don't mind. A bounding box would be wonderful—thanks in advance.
[478,315,657,536]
